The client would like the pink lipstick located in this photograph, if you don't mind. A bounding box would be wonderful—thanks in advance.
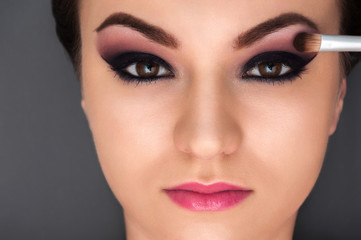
[164,182,252,211]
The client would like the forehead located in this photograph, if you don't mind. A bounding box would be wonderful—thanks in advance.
[80,0,340,35]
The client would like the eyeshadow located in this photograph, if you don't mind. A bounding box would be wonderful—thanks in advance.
[242,51,314,73]
[241,51,316,82]
[96,24,318,85]
[104,51,174,72]
[101,51,176,83]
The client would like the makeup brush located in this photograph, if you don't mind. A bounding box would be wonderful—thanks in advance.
[294,32,361,53]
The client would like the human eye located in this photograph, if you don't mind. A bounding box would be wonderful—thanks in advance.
[104,52,175,84]
[241,51,313,83]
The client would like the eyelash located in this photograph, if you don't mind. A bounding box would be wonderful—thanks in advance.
[104,52,175,85]
[104,51,311,85]
[240,51,311,83]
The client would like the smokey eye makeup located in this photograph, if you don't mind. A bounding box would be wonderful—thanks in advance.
[102,52,176,84]
[241,51,315,83]
[101,50,315,85]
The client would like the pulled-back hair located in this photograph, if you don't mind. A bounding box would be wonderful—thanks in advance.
[339,0,361,74]
[52,0,80,73]
[52,0,361,75]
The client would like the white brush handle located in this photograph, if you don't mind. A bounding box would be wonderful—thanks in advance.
[320,35,361,52]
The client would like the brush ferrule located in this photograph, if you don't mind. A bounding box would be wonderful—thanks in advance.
[320,35,361,52]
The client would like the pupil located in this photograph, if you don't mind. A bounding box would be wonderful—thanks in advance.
[265,63,275,73]
[145,63,153,73]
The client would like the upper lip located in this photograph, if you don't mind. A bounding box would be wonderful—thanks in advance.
[164,182,251,194]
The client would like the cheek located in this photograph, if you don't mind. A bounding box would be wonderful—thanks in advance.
[239,53,341,215]
[81,56,178,208]
[85,91,162,183]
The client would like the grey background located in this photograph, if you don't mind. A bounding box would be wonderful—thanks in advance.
[0,1,360,240]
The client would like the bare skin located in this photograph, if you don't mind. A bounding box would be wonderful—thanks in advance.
[79,1,345,239]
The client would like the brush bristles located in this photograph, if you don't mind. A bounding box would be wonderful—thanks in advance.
[293,33,321,53]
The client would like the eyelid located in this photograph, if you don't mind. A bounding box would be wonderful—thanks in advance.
[102,51,176,83]
[241,51,313,81]
[242,51,309,72]
[103,52,175,71]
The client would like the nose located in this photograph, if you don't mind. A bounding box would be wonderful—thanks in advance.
[174,76,242,161]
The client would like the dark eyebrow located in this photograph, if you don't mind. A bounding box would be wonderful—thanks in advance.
[96,12,318,50]
[234,13,319,49]
[96,12,179,49]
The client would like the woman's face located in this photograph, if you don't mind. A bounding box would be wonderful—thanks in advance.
[79,0,345,239]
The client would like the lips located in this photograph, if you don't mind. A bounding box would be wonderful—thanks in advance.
[164,182,252,211]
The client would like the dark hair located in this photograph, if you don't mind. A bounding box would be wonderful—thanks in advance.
[339,0,361,74]
[52,0,80,74]
[52,0,361,75]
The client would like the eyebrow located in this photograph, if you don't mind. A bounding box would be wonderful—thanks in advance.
[96,12,319,50]
[96,12,179,48]
[234,13,319,48]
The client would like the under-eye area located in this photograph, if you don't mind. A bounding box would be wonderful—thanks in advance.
[103,51,175,84]
[241,51,315,83]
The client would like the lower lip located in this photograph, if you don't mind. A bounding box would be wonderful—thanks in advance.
[165,190,251,211]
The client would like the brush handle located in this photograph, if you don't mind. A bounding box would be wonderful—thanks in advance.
[320,35,361,52]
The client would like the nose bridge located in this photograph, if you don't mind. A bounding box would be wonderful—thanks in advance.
[174,70,242,160]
